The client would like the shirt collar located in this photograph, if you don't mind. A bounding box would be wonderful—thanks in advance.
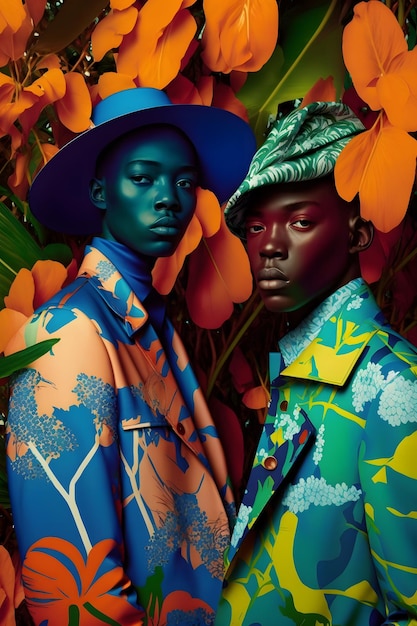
[279,278,365,367]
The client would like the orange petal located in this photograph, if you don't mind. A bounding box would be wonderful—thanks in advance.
[0,308,28,353]
[377,49,417,132]
[97,72,137,100]
[136,8,197,88]
[7,150,30,200]
[334,123,379,202]
[185,214,252,328]
[26,0,47,27]
[242,385,268,410]
[342,0,407,111]
[0,0,26,33]
[20,68,66,136]
[336,119,417,232]
[32,260,68,309]
[91,6,138,62]
[152,214,202,294]
[166,73,213,105]
[202,0,278,73]
[4,268,35,316]
[0,2,33,62]
[212,81,249,122]
[359,126,417,232]
[301,76,337,108]
[194,188,221,238]
[55,72,92,133]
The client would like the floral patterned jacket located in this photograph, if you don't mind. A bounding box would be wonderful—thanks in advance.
[6,245,235,626]
[216,281,417,626]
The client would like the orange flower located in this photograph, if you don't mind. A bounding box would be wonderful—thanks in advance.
[0,0,91,152]
[152,187,220,294]
[0,260,69,353]
[201,0,278,73]
[342,1,417,132]
[335,113,417,233]
[185,211,253,329]
[22,537,144,625]
[337,0,417,233]
[114,0,198,90]
[91,4,139,63]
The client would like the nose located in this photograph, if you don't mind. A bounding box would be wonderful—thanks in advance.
[154,177,180,212]
[259,223,288,259]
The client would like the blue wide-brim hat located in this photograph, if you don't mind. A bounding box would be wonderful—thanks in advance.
[29,87,257,235]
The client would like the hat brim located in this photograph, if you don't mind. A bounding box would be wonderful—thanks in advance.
[29,104,256,235]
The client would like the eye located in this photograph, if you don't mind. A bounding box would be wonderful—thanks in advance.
[176,178,197,191]
[131,174,152,184]
[291,218,313,230]
[246,222,264,235]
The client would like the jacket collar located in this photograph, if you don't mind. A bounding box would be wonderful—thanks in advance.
[280,281,382,386]
[78,245,150,337]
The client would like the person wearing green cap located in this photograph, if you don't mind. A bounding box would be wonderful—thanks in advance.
[216,102,417,625]
[4,87,256,625]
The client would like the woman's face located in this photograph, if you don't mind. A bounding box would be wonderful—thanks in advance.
[92,125,200,258]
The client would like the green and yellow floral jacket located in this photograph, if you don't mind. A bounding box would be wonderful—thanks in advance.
[217,280,417,626]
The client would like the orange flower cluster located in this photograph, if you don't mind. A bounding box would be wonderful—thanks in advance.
[336,0,417,233]
[91,0,278,112]
[0,0,92,199]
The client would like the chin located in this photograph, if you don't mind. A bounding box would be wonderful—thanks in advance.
[260,293,293,314]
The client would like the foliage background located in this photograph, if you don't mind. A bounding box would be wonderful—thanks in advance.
[1,0,417,623]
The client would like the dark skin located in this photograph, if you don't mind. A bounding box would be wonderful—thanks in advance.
[89,124,200,264]
[245,176,373,329]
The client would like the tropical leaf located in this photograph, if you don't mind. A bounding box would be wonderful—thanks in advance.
[0,203,72,306]
[34,0,110,54]
[238,0,346,144]
[0,340,60,378]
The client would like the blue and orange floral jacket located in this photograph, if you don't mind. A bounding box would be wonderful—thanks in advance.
[6,244,236,626]
[216,281,417,626]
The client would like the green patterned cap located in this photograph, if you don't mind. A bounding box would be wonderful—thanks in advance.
[225,101,365,239]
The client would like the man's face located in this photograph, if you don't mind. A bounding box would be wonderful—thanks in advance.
[245,177,359,320]
[94,125,199,258]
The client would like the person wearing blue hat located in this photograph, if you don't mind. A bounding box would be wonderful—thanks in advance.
[5,87,256,625]
[216,101,417,625]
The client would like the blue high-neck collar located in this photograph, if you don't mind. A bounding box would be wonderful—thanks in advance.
[91,237,154,301]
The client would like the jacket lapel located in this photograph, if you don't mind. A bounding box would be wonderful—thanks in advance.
[227,352,315,562]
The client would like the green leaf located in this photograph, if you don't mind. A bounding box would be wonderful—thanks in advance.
[0,340,60,378]
[34,0,110,54]
[0,202,44,305]
[239,0,346,144]
[41,243,74,267]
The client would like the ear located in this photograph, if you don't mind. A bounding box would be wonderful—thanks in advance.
[89,178,106,209]
[349,215,374,253]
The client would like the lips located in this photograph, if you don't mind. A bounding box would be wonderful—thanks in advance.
[257,266,289,290]
[151,216,181,235]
